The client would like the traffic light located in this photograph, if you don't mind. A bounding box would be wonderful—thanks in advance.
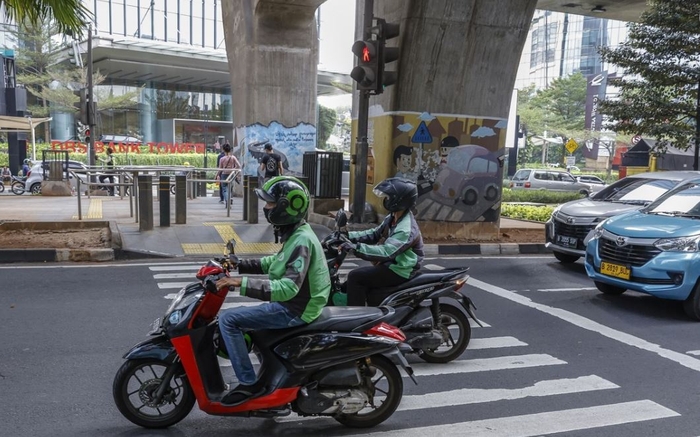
[76,121,90,143]
[376,19,400,90]
[350,18,400,94]
[351,40,379,91]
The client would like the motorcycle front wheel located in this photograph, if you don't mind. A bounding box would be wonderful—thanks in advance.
[420,304,472,364]
[113,358,195,429]
[334,354,403,429]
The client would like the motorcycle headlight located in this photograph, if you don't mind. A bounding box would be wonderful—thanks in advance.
[169,310,181,325]
[590,221,606,240]
[654,236,700,252]
[165,287,203,319]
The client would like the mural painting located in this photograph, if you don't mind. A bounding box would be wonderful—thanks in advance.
[388,112,506,223]
[235,121,316,179]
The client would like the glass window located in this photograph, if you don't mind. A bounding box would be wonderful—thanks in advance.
[594,178,678,203]
[558,172,575,182]
[647,183,700,215]
[513,170,531,181]
[467,157,490,174]
[534,171,547,180]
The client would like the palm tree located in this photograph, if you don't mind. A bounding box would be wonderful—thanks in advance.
[1,0,91,37]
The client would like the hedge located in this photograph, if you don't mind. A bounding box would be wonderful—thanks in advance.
[501,204,554,222]
[501,187,584,204]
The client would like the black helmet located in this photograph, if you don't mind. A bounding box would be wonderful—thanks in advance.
[373,177,417,212]
[255,176,310,226]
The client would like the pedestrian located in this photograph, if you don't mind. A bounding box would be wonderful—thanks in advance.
[2,166,11,183]
[98,147,115,196]
[260,143,283,184]
[216,147,226,202]
[214,176,330,406]
[216,143,241,206]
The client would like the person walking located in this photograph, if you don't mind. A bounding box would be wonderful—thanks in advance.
[98,148,115,195]
[260,143,283,184]
[216,146,226,203]
[216,143,240,207]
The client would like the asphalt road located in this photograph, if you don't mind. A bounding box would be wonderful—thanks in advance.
[1,254,700,437]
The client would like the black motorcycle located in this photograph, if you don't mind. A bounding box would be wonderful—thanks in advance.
[323,209,482,364]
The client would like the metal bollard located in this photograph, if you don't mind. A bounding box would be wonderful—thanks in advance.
[199,170,207,197]
[242,175,249,221]
[247,177,258,224]
[175,175,186,224]
[138,175,153,231]
[159,176,170,227]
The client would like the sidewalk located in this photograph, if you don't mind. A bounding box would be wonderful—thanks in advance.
[0,191,547,262]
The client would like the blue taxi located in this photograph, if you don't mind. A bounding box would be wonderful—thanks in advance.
[584,178,700,320]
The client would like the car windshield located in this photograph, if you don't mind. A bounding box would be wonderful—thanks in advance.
[592,177,678,204]
[512,170,531,181]
[643,182,700,217]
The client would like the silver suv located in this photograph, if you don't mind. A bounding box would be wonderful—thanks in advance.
[545,171,700,263]
[510,169,591,195]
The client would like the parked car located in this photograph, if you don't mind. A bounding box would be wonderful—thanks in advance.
[509,169,591,195]
[576,175,606,193]
[24,160,91,194]
[584,177,700,320]
[546,171,700,263]
[566,165,581,173]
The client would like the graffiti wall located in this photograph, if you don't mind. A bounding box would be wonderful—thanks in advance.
[367,112,507,223]
[235,121,316,178]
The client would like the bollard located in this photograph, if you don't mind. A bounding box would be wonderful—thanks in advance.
[175,175,186,224]
[247,177,258,224]
[242,175,249,221]
[138,175,153,231]
[159,175,170,227]
[199,170,207,197]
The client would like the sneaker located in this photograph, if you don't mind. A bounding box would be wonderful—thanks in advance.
[219,200,224,204]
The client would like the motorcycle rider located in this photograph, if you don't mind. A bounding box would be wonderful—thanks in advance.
[215,176,331,406]
[339,177,425,306]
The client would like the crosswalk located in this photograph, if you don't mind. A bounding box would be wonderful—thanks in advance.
[147,261,681,436]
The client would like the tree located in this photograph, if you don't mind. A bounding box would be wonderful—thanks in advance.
[316,104,336,149]
[517,73,587,165]
[599,0,700,169]
[1,0,90,37]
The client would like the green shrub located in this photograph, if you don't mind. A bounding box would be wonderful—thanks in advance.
[501,204,554,222]
[501,187,584,204]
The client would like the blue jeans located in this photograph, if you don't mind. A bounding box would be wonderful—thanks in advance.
[221,181,231,204]
[218,302,305,385]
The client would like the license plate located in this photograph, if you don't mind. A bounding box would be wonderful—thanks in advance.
[556,235,578,248]
[515,183,523,187]
[600,262,630,280]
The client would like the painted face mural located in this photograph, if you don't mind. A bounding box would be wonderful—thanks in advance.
[393,145,415,180]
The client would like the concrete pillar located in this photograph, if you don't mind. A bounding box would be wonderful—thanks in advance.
[353,0,538,240]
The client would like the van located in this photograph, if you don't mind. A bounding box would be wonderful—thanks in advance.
[510,169,591,195]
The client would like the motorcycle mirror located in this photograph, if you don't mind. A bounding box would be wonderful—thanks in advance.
[225,239,236,254]
[336,209,347,228]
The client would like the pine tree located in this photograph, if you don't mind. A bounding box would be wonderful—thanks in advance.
[599,0,700,169]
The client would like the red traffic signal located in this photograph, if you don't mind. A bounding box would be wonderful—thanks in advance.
[351,40,379,90]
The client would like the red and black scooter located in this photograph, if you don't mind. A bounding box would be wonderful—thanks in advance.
[113,241,416,429]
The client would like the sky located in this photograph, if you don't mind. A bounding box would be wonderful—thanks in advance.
[317,0,356,109]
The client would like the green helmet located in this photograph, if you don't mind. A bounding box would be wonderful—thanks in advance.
[255,176,310,226]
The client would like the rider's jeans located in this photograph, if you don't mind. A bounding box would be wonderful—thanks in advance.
[219,302,305,385]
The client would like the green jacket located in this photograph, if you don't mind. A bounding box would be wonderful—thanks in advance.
[239,222,330,323]
[349,211,424,279]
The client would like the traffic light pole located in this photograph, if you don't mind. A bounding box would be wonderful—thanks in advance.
[87,24,95,179]
[351,0,373,224]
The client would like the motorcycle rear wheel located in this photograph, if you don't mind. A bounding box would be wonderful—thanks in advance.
[334,354,403,428]
[113,358,195,429]
[11,182,24,195]
[420,304,472,363]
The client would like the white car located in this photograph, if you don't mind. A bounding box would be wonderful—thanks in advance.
[24,160,90,194]
[576,175,606,193]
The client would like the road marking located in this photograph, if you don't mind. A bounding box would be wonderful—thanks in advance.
[469,336,527,350]
[149,264,202,271]
[153,273,198,279]
[410,354,566,377]
[537,287,597,292]
[158,282,191,289]
[470,318,490,328]
[469,277,700,373]
[687,350,700,356]
[423,256,551,261]
[361,400,679,437]
[398,375,618,411]
[423,264,444,270]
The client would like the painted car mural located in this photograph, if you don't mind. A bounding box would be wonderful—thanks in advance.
[430,144,500,206]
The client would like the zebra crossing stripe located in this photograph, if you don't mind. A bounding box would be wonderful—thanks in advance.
[158,282,191,289]
[149,264,203,271]
[398,375,618,412]
[361,400,679,437]
[409,354,565,377]
[154,273,197,279]
[468,336,527,350]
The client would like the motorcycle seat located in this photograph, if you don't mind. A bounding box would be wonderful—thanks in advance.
[298,306,386,332]
[372,271,448,297]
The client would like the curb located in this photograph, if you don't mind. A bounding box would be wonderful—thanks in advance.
[0,248,115,263]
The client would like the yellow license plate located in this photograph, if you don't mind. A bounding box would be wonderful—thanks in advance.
[600,262,630,280]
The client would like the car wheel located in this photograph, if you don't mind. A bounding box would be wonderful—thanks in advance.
[594,281,626,295]
[484,185,498,201]
[553,251,580,264]
[30,183,42,195]
[579,189,590,197]
[461,188,478,206]
[682,281,700,320]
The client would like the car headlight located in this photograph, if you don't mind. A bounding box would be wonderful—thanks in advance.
[590,221,606,240]
[654,236,700,252]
